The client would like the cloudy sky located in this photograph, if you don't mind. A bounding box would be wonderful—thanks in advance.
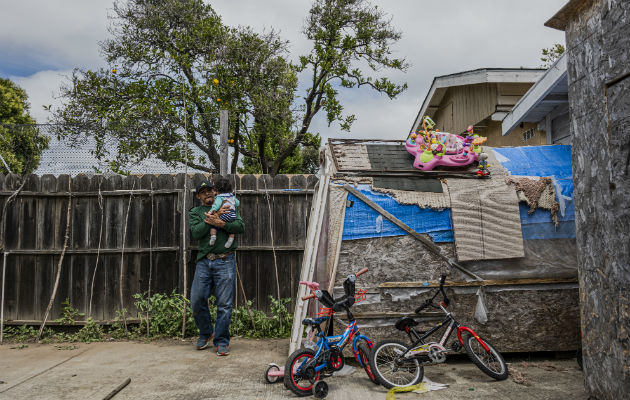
[2,0,567,142]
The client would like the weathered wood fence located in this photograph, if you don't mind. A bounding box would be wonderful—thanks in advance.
[0,173,316,323]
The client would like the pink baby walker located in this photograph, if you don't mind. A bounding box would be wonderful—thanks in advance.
[406,117,486,171]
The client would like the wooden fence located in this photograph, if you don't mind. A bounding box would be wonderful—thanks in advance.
[0,173,316,323]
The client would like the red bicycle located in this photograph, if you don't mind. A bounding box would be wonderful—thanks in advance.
[368,275,508,388]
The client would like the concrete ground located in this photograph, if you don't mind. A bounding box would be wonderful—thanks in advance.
[0,338,587,400]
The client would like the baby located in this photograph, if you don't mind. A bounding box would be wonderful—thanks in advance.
[208,177,240,248]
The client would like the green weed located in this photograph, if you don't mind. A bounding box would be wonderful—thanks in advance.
[76,318,104,343]
[55,298,85,325]
[134,291,198,338]
[3,325,37,341]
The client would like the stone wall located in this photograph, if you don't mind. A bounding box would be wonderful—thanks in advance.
[563,0,630,398]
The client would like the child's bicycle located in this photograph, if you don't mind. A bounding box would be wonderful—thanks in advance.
[368,275,508,389]
[277,267,376,397]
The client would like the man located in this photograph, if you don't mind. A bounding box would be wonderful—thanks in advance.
[189,179,245,356]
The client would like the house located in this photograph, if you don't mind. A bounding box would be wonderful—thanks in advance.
[411,68,547,146]
[502,54,570,144]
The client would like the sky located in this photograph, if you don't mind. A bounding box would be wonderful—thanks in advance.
[1,0,567,143]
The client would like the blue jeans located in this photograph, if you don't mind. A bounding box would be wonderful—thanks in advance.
[190,254,235,347]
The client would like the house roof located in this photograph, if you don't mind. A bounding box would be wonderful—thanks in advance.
[411,68,546,133]
[502,54,568,136]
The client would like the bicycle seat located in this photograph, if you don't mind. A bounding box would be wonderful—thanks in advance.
[302,316,329,327]
[395,316,419,332]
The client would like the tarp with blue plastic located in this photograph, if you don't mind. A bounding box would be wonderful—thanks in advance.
[341,145,575,242]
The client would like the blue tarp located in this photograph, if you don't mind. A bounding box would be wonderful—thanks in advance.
[341,185,453,242]
[493,146,575,240]
[339,145,576,242]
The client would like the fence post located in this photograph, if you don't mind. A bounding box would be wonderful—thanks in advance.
[220,110,228,176]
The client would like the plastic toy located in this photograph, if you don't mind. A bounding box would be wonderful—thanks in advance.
[406,116,486,171]
[477,153,490,176]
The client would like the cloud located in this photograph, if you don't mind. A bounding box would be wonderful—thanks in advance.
[0,0,110,77]
[4,0,567,141]
[12,69,73,124]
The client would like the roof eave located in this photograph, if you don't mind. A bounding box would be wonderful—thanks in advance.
[502,54,568,136]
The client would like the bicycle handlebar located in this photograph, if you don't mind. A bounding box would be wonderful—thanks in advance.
[415,275,450,314]
[301,293,316,301]
[300,268,369,304]
[299,280,320,292]
[414,300,431,314]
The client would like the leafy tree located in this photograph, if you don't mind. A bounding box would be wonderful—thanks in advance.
[540,43,565,68]
[51,0,407,175]
[0,78,49,174]
[211,27,316,174]
[256,0,409,175]
[52,0,245,173]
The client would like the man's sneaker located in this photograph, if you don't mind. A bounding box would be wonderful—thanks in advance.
[196,335,214,350]
[217,344,230,356]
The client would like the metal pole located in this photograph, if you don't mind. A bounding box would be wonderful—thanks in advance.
[219,110,229,176]
[1,252,6,343]
[0,154,11,174]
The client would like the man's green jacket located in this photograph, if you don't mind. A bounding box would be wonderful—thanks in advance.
[189,205,245,262]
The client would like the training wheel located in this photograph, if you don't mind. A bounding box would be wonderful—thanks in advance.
[264,364,282,384]
[314,380,328,399]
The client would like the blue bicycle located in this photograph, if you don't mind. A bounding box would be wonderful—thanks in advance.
[283,267,376,397]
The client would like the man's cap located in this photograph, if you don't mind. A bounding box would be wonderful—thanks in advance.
[195,179,213,193]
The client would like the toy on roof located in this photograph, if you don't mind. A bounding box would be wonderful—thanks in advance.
[477,152,490,176]
[406,116,487,171]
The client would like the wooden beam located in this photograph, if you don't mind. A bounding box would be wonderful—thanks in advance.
[289,152,333,355]
[3,245,305,256]
[327,190,348,293]
[0,189,314,197]
[379,277,578,288]
[2,319,142,326]
[342,184,483,281]
[329,138,406,144]
[219,110,228,176]
[350,311,442,319]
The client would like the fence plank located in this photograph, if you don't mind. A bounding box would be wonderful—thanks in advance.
[70,175,90,318]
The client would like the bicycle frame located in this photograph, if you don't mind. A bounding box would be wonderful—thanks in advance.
[401,303,489,360]
[305,319,372,374]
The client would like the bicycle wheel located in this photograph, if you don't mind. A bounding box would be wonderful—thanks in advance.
[357,341,378,384]
[283,349,319,396]
[368,340,424,389]
[462,332,508,380]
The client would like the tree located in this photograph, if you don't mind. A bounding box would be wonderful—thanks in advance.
[52,0,276,173]
[210,26,317,174]
[0,78,49,174]
[52,0,407,175]
[256,0,409,175]
[540,43,565,68]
